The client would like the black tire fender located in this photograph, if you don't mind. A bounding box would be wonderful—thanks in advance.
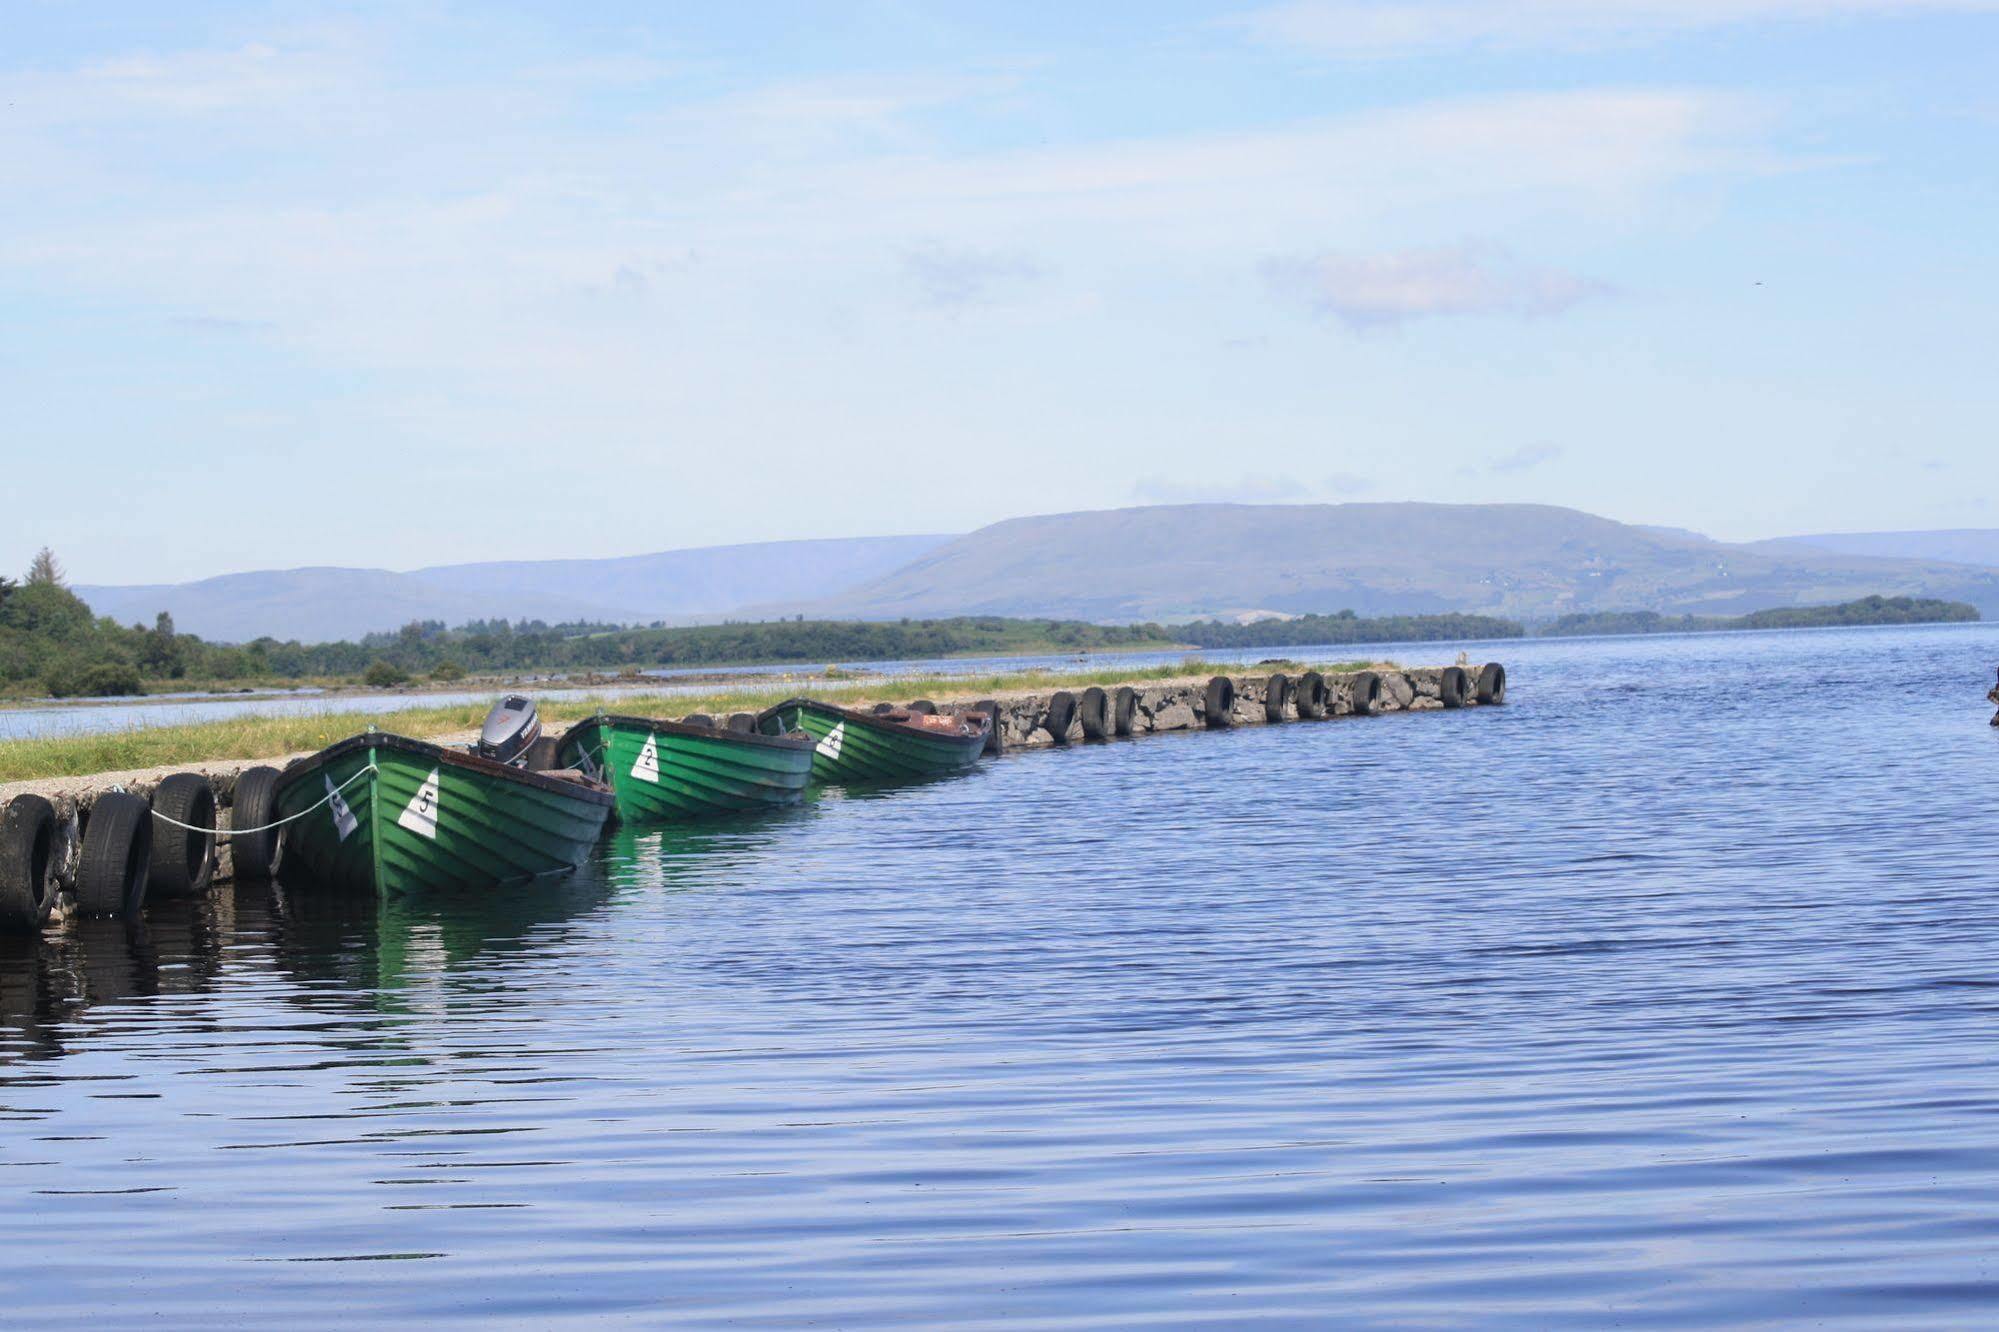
[1043,692,1076,743]
[1078,687,1110,740]
[1112,686,1137,737]
[906,700,936,716]
[1476,662,1507,705]
[973,699,1004,755]
[1204,676,1235,727]
[1264,673,1291,722]
[77,792,151,919]
[148,773,216,900]
[1295,672,1327,719]
[1350,671,1381,716]
[0,794,58,935]
[1440,666,1469,708]
[229,766,283,882]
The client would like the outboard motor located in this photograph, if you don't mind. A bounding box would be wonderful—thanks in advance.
[475,694,541,767]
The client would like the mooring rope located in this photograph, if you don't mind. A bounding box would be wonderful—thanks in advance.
[140,763,379,837]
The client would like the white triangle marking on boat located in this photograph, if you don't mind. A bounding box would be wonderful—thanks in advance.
[632,732,660,784]
[325,773,358,842]
[397,768,440,839]
[815,721,845,760]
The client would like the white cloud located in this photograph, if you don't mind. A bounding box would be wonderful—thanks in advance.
[1239,0,1999,58]
[1264,244,1605,328]
[0,65,1742,378]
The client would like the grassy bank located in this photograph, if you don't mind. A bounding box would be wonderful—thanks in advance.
[0,658,1382,784]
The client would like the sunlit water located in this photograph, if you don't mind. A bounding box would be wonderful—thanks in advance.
[5,623,1999,1327]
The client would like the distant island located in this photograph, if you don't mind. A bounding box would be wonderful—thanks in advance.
[0,548,1981,700]
[1536,596,1979,638]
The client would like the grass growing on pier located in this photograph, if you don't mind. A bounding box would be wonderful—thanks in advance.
[0,658,1387,784]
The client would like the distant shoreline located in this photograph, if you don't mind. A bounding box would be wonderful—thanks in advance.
[1,595,1978,711]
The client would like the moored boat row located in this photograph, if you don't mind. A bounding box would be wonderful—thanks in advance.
[266,694,995,896]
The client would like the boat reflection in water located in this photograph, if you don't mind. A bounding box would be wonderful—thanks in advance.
[0,809,812,1066]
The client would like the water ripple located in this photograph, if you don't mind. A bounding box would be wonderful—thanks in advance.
[5,623,1999,1325]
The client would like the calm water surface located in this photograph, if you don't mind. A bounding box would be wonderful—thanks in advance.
[5,624,1999,1327]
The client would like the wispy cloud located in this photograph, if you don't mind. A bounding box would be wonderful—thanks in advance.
[1131,474,1311,504]
[899,242,1045,308]
[1489,443,1566,474]
[1239,0,1999,58]
[1264,244,1606,329]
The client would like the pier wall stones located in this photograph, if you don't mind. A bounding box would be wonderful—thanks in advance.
[2,664,1505,920]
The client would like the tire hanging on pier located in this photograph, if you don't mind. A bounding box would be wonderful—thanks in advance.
[972,699,1004,755]
[1476,662,1507,705]
[76,791,151,919]
[1204,676,1235,727]
[1043,691,1076,744]
[148,773,216,899]
[0,794,58,935]
[1295,672,1327,719]
[228,766,283,882]
[1349,671,1381,716]
[1078,687,1110,740]
[1264,673,1292,722]
[1112,686,1137,737]
[1440,666,1470,708]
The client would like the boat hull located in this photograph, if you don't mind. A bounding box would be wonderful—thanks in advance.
[556,716,813,824]
[755,698,989,784]
[273,733,613,895]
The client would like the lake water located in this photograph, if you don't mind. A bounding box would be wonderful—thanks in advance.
[5,623,1999,1327]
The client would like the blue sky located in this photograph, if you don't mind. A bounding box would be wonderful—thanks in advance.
[4,1,1996,584]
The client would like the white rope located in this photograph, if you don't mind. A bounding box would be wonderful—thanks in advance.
[145,763,379,837]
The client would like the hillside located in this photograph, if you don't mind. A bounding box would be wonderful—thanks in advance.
[772,503,1999,622]
[77,535,953,643]
[72,505,1999,641]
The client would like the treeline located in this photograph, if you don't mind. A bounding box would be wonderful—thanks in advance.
[1176,610,1525,648]
[1,545,1983,701]
[0,550,281,698]
[260,615,1181,680]
[1539,596,1979,638]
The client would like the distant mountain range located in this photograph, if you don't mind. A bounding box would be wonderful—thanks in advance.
[769,504,1999,623]
[74,506,1999,643]
[76,536,952,643]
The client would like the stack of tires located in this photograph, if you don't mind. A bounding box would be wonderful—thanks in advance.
[0,765,285,940]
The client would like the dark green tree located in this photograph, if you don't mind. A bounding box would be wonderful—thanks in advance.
[140,610,187,678]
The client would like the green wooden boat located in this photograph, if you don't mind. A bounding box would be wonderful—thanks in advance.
[754,697,992,784]
[272,732,614,896]
[554,714,814,823]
